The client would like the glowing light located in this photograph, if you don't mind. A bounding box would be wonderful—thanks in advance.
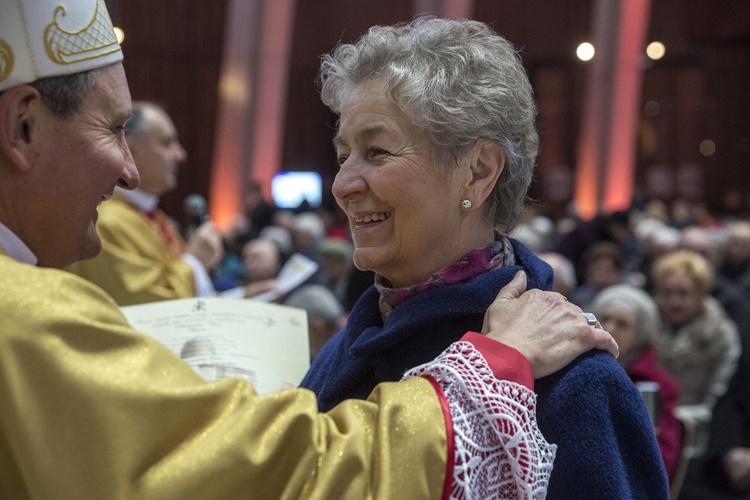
[646,41,665,60]
[699,139,716,157]
[577,42,596,61]
[644,101,660,117]
[113,27,125,44]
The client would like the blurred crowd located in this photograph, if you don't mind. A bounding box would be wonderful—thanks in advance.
[513,199,750,500]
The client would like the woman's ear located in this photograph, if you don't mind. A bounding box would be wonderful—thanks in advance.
[464,141,505,209]
[0,85,43,173]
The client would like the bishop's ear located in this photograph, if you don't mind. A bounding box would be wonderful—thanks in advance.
[464,141,505,208]
[0,85,43,172]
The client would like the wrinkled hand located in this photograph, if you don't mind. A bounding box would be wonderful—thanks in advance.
[185,221,225,270]
[724,447,750,492]
[481,270,619,379]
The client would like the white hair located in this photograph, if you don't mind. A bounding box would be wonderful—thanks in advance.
[590,284,660,345]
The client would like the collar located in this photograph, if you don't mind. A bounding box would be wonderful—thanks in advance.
[114,187,160,213]
[0,221,38,265]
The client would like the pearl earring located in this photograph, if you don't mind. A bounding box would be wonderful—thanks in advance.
[461,199,472,209]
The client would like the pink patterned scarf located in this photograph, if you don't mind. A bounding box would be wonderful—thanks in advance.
[375,236,515,318]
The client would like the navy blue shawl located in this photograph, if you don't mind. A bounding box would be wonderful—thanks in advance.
[301,239,669,498]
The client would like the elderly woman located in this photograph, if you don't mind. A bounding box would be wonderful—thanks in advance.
[591,285,682,481]
[300,17,666,497]
[652,250,741,413]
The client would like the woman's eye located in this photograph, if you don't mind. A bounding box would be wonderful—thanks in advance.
[337,155,348,166]
[368,147,388,158]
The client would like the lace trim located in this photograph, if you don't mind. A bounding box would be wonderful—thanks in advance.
[403,341,557,500]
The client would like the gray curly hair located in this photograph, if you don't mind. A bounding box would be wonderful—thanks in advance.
[319,17,538,232]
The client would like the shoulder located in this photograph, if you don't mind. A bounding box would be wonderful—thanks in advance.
[507,238,554,291]
[0,256,127,327]
[537,350,668,497]
[536,350,641,414]
[97,199,147,230]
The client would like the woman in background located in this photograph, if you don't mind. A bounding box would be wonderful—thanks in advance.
[591,284,682,481]
[652,250,740,414]
[652,250,742,480]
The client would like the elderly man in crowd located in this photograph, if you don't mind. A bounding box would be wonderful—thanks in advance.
[67,100,224,305]
[0,1,618,498]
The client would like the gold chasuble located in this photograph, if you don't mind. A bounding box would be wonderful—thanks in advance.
[0,252,447,499]
[67,193,196,305]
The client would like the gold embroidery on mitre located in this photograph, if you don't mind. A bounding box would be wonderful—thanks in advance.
[0,40,14,83]
[44,0,121,65]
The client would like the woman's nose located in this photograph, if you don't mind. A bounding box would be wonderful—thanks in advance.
[332,158,367,202]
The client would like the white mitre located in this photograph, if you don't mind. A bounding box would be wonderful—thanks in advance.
[0,0,122,92]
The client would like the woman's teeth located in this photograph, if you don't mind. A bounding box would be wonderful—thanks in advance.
[355,213,390,224]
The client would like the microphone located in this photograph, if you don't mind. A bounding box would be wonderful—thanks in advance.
[184,194,208,225]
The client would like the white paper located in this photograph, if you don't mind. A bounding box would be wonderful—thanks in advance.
[121,297,310,394]
[220,252,320,301]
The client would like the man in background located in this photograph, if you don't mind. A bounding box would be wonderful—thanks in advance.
[68,101,224,305]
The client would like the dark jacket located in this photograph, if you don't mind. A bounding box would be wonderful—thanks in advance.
[301,239,669,498]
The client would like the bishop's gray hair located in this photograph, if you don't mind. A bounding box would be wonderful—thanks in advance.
[30,70,96,118]
[319,17,538,232]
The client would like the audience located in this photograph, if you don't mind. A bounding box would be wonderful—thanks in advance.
[721,220,750,284]
[539,251,578,298]
[239,238,283,298]
[290,212,326,260]
[569,241,627,310]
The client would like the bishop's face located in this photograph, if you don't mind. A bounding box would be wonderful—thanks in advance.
[30,63,139,268]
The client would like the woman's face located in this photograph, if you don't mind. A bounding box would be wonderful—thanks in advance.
[332,79,473,287]
[654,273,704,326]
[597,305,639,358]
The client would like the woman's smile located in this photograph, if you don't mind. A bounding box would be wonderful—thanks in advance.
[352,212,391,227]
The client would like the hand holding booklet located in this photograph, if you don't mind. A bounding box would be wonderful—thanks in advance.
[121,297,310,394]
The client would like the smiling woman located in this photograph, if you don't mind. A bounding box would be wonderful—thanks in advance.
[300,17,668,498]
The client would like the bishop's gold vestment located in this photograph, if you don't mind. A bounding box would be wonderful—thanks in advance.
[0,252,448,499]
[67,194,196,305]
